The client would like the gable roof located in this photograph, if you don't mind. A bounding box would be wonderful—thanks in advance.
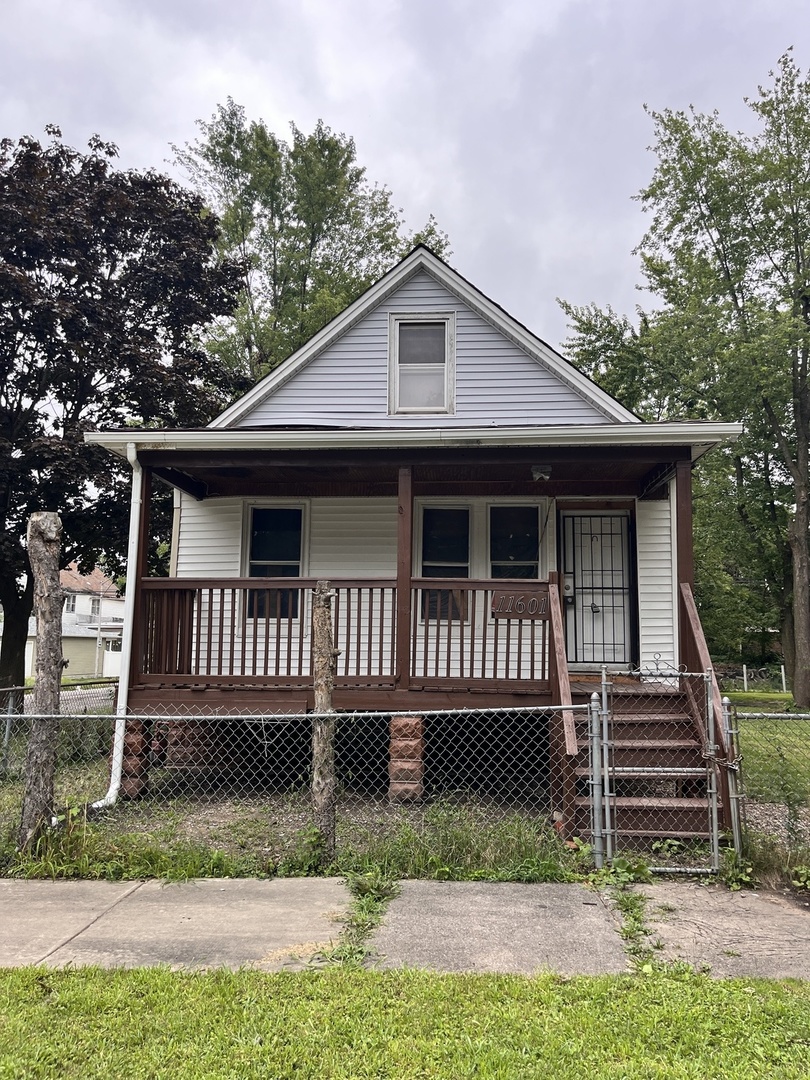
[61,563,119,598]
[210,246,640,430]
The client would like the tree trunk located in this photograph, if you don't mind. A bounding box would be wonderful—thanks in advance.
[0,578,34,713]
[789,489,810,707]
[311,579,337,863]
[18,512,63,850]
[781,605,796,690]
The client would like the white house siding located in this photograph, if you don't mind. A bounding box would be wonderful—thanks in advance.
[236,269,613,428]
[309,499,399,577]
[636,492,677,668]
[175,497,243,578]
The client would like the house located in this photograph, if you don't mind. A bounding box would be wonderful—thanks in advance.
[87,247,741,833]
[21,563,125,678]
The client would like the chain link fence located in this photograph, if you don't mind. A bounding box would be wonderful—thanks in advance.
[716,664,790,694]
[589,670,726,873]
[731,708,810,854]
[1,704,590,870]
[2,689,808,873]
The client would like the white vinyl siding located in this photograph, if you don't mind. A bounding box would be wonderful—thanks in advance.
[175,496,400,580]
[636,492,676,668]
[309,499,398,577]
[236,269,612,428]
[175,496,243,577]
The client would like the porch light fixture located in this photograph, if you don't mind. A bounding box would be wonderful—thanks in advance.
[531,466,551,481]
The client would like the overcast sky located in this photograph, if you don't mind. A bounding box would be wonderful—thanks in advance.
[2,0,806,351]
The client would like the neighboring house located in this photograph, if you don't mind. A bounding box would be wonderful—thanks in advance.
[87,247,742,833]
[23,563,125,678]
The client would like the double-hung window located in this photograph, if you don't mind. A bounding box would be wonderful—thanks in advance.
[489,506,540,579]
[389,313,455,414]
[420,507,469,620]
[417,503,543,621]
[248,507,303,618]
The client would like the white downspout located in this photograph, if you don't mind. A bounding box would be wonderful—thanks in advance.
[93,442,142,809]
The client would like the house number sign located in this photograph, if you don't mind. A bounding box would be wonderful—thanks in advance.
[491,587,549,619]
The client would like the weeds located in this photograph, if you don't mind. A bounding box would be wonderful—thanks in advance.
[322,869,400,966]
[336,802,587,883]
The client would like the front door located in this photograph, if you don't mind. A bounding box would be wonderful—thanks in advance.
[560,513,634,665]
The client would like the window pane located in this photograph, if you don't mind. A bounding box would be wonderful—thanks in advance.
[422,508,469,567]
[250,508,302,562]
[399,322,445,365]
[491,563,538,579]
[249,564,300,578]
[490,506,539,567]
[398,366,446,409]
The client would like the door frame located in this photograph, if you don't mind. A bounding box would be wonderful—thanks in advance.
[557,503,639,669]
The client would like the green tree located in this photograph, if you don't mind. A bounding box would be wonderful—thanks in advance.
[560,302,787,665]
[0,127,245,693]
[174,100,450,381]
[561,52,810,703]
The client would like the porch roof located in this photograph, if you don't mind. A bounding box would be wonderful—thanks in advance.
[86,421,742,501]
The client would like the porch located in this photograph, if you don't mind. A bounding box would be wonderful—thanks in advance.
[130,575,571,712]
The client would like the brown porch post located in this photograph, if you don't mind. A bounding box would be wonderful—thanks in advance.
[395,465,413,691]
[675,459,694,589]
[675,459,694,665]
[129,465,153,685]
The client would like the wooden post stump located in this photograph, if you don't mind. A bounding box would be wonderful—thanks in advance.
[312,580,337,862]
[18,512,63,850]
[389,715,424,802]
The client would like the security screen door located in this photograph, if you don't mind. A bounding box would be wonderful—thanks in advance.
[560,513,633,665]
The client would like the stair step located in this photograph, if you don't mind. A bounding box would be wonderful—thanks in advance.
[576,796,709,809]
[611,739,701,750]
[574,795,711,834]
[575,767,706,779]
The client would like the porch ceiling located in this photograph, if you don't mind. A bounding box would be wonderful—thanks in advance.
[139,445,691,500]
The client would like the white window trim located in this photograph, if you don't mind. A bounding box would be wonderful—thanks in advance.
[414,497,550,579]
[388,311,456,415]
[240,501,310,628]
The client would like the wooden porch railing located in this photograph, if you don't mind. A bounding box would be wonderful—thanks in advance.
[408,578,551,687]
[679,581,730,824]
[137,578,397,686]
[135,576,567,694]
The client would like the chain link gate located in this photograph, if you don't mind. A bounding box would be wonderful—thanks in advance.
[588,665,739,874]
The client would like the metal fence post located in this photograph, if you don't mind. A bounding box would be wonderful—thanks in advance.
[722,695,743,857]
[600,667,613,863]
[743,664,748,692]
[781,665,787,694]
[589,692,604,870]
[706,671,720,873]
[1,696,14,775]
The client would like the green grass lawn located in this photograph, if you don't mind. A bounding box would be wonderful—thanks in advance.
[1,968,809,1079]
[735,715,810,811]
[725,691,795,710]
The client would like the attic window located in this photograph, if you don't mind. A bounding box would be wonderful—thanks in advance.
[389,313,455,414]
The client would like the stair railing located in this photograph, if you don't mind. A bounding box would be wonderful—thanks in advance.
[548,574,578,834]
[679,582,731,826]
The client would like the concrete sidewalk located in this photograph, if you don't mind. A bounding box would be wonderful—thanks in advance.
[370,881,629,975]
[1,877,808,977]
[0,878,350,971]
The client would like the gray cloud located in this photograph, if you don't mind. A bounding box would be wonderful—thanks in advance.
[2,0,805,348]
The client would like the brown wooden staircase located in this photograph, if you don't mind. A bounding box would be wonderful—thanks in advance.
[571,683,718,842]
[562,585,730,851]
